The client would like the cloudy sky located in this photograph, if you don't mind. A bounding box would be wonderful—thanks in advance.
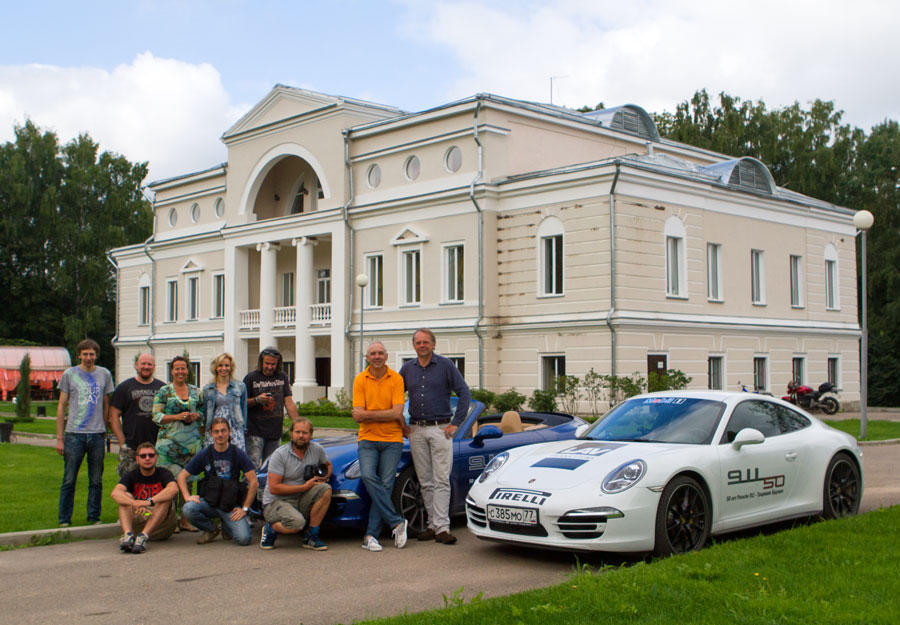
[2,0,897,183]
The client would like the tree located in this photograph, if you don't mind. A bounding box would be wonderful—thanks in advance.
[15,354,32,420]
[0,122,152,369]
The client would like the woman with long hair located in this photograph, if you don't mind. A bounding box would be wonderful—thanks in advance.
[152,355,203,531]
[200,353,248,450]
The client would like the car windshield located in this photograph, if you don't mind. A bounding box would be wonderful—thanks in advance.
[583,397,726,444]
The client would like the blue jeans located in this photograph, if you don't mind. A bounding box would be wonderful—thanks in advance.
[59,432,106,524]
[358,439,403,538]
[182,498,252,545]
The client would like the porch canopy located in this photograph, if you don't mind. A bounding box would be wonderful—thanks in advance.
[0,346,71,400]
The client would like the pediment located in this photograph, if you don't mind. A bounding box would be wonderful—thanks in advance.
[222,85,341,140]
[390,226,429,246]
[180,258,204,273]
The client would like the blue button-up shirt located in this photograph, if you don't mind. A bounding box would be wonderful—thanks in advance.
[399,353,471,426]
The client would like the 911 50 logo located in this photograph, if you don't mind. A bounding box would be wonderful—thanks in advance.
[728,468,785,490]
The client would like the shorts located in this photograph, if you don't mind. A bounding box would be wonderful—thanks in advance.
[263,483,331,530]
[132,503,177,540]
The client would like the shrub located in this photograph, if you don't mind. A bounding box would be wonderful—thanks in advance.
[494,389,525,413]
[647,369,692,393]
[296,399,351,418]
[15,354,32,421]
[529,388,556,412]
[470,388,496,411]
[554,375,581,415]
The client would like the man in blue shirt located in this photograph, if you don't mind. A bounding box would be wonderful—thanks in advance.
[399,328,470,544]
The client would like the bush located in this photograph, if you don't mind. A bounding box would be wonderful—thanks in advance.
[333,388,351,411]
[296,399,352,418]
[647,369,692,393]
[494,389,525,413]
[529,388,556,412]
[470,388,496,411]
[15,354,32,421]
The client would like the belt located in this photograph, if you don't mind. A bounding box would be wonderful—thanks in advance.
[409,418,451,426]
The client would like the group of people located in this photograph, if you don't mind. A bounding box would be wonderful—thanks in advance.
[55,327,471,555]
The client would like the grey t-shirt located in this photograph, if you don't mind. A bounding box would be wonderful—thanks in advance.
[59,366,114,434]
[262,442,328,506]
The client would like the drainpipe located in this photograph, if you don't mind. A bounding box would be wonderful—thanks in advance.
[469,98,485,390]
[341,129,358,377]
[142,208,158,355]
[105,251,119,356]
[605,162,621,377]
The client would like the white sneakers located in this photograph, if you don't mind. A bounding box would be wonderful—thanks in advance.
[362,535,383,552]
[362,520,408,552]
[392,519,408,549]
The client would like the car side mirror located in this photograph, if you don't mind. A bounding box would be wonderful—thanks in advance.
[575,423,591,438]
[472,425,502,448]
[731,428,765,450]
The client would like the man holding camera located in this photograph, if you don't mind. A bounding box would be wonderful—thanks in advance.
[259,418,332,550]
[244,347,300,468]
[177,417,258,546]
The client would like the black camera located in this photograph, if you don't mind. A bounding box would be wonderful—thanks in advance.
[303,463,329,481]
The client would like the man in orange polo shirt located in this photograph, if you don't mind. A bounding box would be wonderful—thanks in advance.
[352,341,409,552]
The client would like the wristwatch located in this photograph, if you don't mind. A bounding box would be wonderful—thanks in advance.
[242,506,249,513]
[148,496,154,507]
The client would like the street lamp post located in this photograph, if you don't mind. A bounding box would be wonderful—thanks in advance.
[355,273,369,373]
[853,209,874,439]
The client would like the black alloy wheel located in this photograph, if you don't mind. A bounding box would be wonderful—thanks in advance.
[653,475,710,557]
[822,453,861,519]
[391,466,428,535]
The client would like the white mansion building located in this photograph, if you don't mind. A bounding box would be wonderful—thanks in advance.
[109,86,862,406]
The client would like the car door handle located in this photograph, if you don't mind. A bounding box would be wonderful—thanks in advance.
[785,452,798,462]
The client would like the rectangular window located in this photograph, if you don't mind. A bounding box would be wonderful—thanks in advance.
[753,356,768,392]
[281,272,294,307]
[448,356,465,377]
[282,361,295,385]
[189,361,200,385]
[707,356,723,390]
[751,249,765,305]
[827,357,840,387]
[541,355,566,391]
[792,356,805,385]
[166,279,178,322]
[541,234,563,295]
[139,285,150,326]
[366,255,383,308]
[317,269,331,304]
[444,244,464,303]
[790,255,803,307]
[186,276,199,321]
[212,273,225,319]
[825,259,838,309]
[666,236,683,296]
[402,249,421,305]
[707,243,722,301]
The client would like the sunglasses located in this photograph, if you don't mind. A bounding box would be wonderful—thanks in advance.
[138,452,157,459]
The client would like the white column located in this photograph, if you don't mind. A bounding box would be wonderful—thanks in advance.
[292,236,317,391]
[329,224,347,398]
[257,241,279,352]
[224,243,249,370]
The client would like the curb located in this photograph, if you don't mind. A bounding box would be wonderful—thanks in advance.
[859,438,900,447]
[0,523,121,547]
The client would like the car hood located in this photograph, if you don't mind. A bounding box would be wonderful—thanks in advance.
[493,438,691,491]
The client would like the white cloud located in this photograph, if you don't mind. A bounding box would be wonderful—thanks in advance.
[411,0,900,131]
[0,52,244,183]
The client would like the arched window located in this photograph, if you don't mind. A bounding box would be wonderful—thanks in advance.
[664,216,687,298]
[537,216,564,296]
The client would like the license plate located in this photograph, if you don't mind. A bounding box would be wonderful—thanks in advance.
[487,504,538,526]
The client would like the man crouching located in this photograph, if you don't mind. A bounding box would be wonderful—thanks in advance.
[259,418,332,550]
[110,442,178,553]
[177,417,258,545]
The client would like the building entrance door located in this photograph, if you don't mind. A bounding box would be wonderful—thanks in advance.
[647,354,667,378]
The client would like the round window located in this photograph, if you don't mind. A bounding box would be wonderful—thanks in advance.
[367,164,382,189]
[445,146,462,172]
[190,203,200,223]
[405,155,421,181]
[214,197,225,218]
[168,208,178,227]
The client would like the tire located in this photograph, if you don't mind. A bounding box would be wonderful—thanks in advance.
[653,475,710,558]
[820,396,839,415]
[822,453,861,519]
[391,466,428,535]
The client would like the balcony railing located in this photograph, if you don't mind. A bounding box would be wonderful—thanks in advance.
[239,304,331,330]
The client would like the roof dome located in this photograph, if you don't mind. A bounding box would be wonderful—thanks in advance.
[581,104,660,141]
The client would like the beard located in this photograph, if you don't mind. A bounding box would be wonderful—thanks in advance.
[292,439,309,452]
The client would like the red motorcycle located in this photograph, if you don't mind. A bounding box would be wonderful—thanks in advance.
[783,381,840,414]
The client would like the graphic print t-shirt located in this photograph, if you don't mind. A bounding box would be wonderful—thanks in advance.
[59,366,114,434]
[184,445,256,479]
[243,371,292,439]
[112,378,165,447]
[119,467,175,500]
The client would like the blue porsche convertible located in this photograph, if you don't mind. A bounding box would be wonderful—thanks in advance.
[254,400,586,534]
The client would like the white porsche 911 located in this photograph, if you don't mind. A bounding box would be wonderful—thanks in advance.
[466,391,862,556]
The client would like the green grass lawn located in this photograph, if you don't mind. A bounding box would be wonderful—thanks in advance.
[360,506,900,625]
[0,400,58,417]
[0,445,120,533]
[822,418,900,441]
[5,418,58,436]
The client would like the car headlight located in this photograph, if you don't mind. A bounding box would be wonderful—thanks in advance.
[344,460,360,480]
[478,452,509,483]
[601,459,646,494]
